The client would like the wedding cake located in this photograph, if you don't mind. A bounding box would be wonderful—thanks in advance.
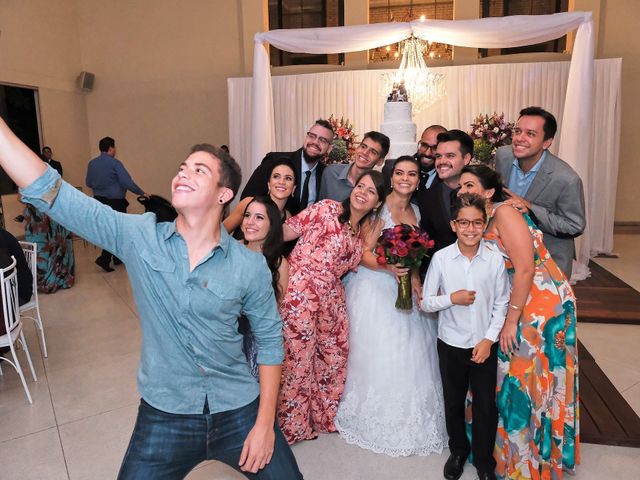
[380,84,417,159]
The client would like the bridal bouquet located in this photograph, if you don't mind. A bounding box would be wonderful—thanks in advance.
[375,224,434,310]
[325,115,358,164]
[469,112,514,166]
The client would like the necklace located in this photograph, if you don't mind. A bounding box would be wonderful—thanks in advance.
[347,219,359,236]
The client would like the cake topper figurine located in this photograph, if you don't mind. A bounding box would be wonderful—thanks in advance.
[387,81,409,102]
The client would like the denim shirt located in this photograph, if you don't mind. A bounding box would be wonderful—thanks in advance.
[21,167,284,414]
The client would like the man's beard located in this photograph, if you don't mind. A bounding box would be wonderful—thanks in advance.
[303,146,325,163]
[416,153,435,170]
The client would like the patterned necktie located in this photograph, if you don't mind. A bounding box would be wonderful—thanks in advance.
[300,170,312,209]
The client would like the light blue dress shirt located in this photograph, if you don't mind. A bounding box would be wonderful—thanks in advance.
[21,167,284,415]
[507,151,547,197]
[318,163,353,202]
[300,152,318,207]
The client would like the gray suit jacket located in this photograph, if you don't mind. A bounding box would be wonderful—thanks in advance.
[495,145,586,278]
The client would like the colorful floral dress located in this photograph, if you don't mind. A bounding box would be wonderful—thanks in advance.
[278,200,363,444]
[485,204,579,479]
[23,205,75,293]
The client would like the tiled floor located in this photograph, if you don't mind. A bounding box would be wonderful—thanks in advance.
[1,235,639,480]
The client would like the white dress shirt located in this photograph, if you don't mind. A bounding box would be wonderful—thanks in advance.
[420,239,510,349]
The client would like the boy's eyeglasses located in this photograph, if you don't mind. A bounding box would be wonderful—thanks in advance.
[453,218,485,230]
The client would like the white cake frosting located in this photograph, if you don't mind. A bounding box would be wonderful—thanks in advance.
[380,102,417,159]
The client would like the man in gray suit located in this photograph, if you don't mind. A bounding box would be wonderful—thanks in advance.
[495,106,585,279]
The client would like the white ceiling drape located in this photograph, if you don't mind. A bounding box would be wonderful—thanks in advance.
[249,12,595,280]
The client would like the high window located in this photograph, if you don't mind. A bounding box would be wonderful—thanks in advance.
[268,0,345,66]
[369,0,453,63]
[479,0,569,57]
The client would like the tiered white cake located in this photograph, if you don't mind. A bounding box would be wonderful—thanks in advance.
[380,101,417,159]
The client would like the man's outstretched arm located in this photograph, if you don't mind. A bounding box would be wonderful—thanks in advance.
[0,117,47,187]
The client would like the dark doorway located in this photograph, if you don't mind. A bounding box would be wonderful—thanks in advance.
[0,84,41,195]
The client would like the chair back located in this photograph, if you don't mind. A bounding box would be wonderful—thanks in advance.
[1,257,20,336]
[18,241,38,303]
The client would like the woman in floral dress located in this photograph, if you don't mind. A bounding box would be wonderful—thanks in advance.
[20,203,75,293]
[278,170,385,444]
[458,164,579,479]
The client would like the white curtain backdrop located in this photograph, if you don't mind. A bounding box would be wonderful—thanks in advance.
[228,59,621,277]
[238,11,604,280]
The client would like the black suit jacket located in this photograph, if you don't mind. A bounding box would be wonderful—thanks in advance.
[45,159,63,176]
[418,177,457,275]
[240,149,325,215]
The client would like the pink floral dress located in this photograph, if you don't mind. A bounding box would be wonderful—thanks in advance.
[278,200,364,444]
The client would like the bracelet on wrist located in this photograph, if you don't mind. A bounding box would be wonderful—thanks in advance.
[509,304,523,311]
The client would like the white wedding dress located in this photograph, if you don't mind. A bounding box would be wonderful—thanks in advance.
[335,203,447,457]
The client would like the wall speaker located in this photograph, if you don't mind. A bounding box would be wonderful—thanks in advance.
[78,71,95,91]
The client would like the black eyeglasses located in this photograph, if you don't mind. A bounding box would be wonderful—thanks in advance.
[418,141,437,150]
[306,131,331,146]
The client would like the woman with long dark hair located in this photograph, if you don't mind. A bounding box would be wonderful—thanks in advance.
[238,196,289,378]
[277,170,386,445]
[458,164,578,479]
[224,158,296,234]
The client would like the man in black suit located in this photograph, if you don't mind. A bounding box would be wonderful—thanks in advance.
[240,119,334,215]
[418,130,473,274]
[41,146,63,176]
[382,124,446,194]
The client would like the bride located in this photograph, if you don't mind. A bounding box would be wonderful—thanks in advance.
[335,155,447,457]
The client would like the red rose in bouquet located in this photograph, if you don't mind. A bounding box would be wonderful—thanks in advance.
[375,224,435,309]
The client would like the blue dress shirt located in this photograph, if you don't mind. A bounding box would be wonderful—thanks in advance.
[507,151,547,197]
[318,163,353,202]
[299,152,318,207]
[86,152,145,199]
[21,167,284,415]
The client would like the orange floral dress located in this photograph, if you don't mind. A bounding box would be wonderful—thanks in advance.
[484,204,579,479]
[277,200,363,444]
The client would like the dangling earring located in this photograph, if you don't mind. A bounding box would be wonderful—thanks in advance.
[390,184,394,190]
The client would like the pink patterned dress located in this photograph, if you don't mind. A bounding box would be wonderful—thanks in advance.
[278,200,363,444]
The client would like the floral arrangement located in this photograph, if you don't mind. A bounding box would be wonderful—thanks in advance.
[325,115,358,164]
[469,112,514,166]
[375,224,435,310]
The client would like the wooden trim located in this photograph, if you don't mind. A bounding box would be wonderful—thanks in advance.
[614,221,640,234]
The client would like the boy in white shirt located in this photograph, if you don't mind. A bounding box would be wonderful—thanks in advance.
[421,193,509,480]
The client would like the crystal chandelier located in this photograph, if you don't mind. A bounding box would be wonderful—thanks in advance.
[382,36,445,114]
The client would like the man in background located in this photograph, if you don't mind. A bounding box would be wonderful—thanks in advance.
[41,146,63,176]
[319,131,389,202]
[86,136,146,272]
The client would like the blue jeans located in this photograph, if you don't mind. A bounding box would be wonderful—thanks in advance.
[118,397,303,479]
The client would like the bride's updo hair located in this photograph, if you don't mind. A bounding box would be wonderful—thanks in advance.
[392,155,420,172]
[460,164,506,202]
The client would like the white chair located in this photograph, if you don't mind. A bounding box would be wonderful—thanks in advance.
[18,241,47,357]
[0,257,37,404]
